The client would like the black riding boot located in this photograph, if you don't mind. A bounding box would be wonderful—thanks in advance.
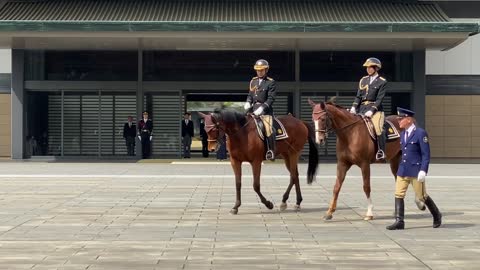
[425,196,442,228]
[265,133,276,161]
[376,131,386,160]
[386,198,405,230]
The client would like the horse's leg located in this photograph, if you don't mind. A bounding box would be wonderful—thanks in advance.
[291,152,302,211]
[325,161,351,220]
[230,158,242,215]
[251,160,274,210]
[389,152,400,181]
[360,163,374,220]
[280,154,294,211]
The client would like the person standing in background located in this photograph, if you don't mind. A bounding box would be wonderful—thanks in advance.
[200,118,209,158]
[123,116,136,156]
[181,112,194,158]
[138,111,153,159]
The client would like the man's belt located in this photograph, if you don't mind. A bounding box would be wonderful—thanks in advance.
[361,101,375,105]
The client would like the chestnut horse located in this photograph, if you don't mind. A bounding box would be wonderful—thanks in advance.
[200,110,318,215]
[308,100,401,220]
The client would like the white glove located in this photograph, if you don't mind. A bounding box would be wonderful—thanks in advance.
[138,136,141,141]
[349,107,356,114]
[253,106,264,116]
[417,170,426,183]
[244,102,251,110]
[365,110,373,118]
[149,136,153,141]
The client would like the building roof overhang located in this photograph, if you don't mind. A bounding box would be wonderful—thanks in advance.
[0,0,477,51]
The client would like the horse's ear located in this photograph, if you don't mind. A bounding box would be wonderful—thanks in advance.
[328,96,337,104]
[197,112,206,118]
[308,98,316,108]
[320,102,325,110]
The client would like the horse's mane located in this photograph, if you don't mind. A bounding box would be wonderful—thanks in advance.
[325,101,347,110]
[214,109,247,126]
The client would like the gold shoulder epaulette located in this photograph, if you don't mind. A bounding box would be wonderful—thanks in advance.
[267,77,274,81]
[379,77,386,81]
[252,76,258,80]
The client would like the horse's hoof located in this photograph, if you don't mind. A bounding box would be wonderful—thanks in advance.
[230,209,238,215]
[324,214,333,220]
[294,204,301,211]
[364,215,374,221]
[279,202,287,211]
[266,201,274,210]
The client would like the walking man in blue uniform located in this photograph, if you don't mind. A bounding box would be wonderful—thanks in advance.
[386,107,442,230]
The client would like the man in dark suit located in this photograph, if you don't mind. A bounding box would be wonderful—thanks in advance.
[199,118,209,158]
[138,111,153,159]
[123,116,136,156]
[386,107,442,230]
[181,112,194,158]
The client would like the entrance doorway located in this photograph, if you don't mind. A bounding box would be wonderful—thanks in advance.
[26,90,136,157]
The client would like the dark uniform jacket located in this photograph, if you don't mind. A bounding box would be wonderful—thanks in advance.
[123,122,137,138]
[200,122,207,142]
[246,76,277,115]
[138,119,153,135]
[181,120,194,137]
[397,126,430,178]
[352,75,387,113]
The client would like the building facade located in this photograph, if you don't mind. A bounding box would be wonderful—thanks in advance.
[0,0,478,159]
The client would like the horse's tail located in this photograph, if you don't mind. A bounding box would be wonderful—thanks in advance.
[303,121,318,184]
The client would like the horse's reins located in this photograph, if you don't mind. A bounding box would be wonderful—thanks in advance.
[314,109,363,135]
[205,115,255,146]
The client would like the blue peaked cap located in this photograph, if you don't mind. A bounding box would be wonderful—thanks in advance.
[397,107,415,117]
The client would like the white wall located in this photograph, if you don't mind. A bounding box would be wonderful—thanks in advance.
[426,32,480,75]
[0,49,11,74]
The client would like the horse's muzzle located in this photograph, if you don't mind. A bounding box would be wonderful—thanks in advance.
[208,141,218,152]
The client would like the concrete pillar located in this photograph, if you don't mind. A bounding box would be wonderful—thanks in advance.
[11,49,24,159]
[412,50,426,128]
[136,41,144,158]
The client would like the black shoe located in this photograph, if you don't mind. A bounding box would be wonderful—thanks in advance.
[386,198,405,230]
[376,132,386,160]
[425,196,442,228]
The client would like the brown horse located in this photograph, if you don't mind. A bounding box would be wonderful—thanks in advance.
[199,110,318,215]
[308,99,401,220]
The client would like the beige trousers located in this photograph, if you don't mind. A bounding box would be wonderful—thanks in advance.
[261,115,273,137]
[371,111,385,136]
[395,176,428,201]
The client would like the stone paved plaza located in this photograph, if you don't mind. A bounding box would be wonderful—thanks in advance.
[0,161,478,270]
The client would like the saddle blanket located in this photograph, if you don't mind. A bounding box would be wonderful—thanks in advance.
[253,115,289,141]
[363,117,400,142]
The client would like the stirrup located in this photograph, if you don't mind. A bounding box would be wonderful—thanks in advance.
[265,150,275,161]
[375,150,385,160]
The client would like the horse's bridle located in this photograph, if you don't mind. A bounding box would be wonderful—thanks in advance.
[205,115,255,146]
[313,108,363,136]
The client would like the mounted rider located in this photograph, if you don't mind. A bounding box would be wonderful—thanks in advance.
[350,57,387,160]
[244,59,277,161]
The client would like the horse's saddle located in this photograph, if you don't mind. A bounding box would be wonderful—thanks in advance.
[252,115,289,141]
[363,117,400,142]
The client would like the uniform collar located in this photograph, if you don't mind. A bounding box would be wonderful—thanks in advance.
[406,124,416,135]
[369,74,378,83]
